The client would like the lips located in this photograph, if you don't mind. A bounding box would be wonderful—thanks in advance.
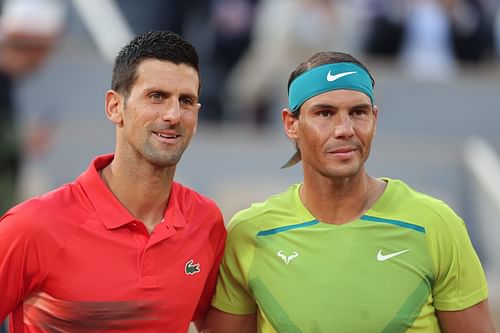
[328,146,357,154]
[153,131,180,143]
[326,146,358,159]
[154,131,179,139]
[330,147,356,154]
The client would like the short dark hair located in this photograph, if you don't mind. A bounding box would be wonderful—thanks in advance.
[111,30,200,97]
[287,51,375,103]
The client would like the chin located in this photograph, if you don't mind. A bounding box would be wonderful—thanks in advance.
[143,151,183,168]
[155,156,182,168]
[321,164,362,179]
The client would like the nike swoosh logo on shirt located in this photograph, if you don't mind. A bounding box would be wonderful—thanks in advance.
[326,71,357,82]
[377,249,410,261]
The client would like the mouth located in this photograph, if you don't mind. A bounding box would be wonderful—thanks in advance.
[327,146,358,159]
[330,147,356,154]
[154,132,180,139]
[153,131,181,143]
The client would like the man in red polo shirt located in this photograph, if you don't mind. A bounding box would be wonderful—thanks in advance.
[0,30,226,332]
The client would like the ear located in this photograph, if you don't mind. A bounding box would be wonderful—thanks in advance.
[105,90,124,125]
[192,103,201,136]
[372,105,379,136]
[282,108,299,141]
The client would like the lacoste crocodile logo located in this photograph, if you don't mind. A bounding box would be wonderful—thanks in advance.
[277,250,299,265]
[185,259,201,275]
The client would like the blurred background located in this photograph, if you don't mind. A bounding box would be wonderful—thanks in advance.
[1,0,500,330]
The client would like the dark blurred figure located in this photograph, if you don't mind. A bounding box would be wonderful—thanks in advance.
[198,0,259,123]
[0,0,65,329]
[364,0,495,77]
[116,0,187,34]
[178,0,259,123]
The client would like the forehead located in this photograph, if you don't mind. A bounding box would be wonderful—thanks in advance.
[132,59,200,93]
[301,89,371,109]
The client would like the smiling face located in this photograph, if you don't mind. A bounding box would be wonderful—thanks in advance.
[106,58,200,169]
[283,89,378,181]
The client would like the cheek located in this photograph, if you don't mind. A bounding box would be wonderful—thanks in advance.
[296,127,321,154]
[126,104,159,124]
[357,126,376,147]
[122,109,148,135]
[300,122,328,143]
[182,110,199,128]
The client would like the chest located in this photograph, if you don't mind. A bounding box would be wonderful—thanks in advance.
[248,223,436,332]
[35,221,214,321]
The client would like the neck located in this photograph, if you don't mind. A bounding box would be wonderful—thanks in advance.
[100,156,175,233]
[300,171,386,225]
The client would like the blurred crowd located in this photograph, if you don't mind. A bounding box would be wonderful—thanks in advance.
[115,0,500,127]
[0,1,66,331]
[0,0,64,215]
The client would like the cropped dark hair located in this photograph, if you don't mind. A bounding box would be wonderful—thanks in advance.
[111,30,200,97]
[287,51,375,111]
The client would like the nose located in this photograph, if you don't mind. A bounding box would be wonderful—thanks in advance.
[333,113,354,138]
[162,100,181,123]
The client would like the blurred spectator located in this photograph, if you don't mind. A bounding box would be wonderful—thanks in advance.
[221,0,367,127]
[363,0,496,79]
[116,0,187,34]
[0,4,65,330]
[0,0,65,210]
[195,0,259,123]
[495,4,500,57]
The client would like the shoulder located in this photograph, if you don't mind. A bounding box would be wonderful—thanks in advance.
[173,182,218,207]
[0,181,91,239]
[227,184,301,236]
[173,182,221,213]
[172,182,224,226]
[382,178,463,231]
[0,181,94,292]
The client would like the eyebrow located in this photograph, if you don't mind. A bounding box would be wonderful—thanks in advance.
[144,87,168,95]
[143,87,198,100]
[309,103,335,110]
[309,102,371,111]
[350,103,372,110]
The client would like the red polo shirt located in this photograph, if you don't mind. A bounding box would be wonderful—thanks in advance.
[0,154,226,332]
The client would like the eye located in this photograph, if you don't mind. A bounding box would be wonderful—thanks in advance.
[350,108,368,117]
[318,110,333,117]
[149,92,164,102]
[180,96,197,109]
[180,96,193,105]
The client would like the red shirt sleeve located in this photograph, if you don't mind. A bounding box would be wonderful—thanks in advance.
[0,201,54,321]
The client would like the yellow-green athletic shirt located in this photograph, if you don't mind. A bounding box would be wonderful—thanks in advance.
[211,178,488,333]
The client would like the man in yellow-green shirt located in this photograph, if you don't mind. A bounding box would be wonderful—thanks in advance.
[203,51,495,333]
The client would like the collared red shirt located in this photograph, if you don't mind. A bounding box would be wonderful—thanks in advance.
[0,154,226,333]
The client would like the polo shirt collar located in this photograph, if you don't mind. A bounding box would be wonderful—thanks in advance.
[77,154,186,230]
[162,183,186,229]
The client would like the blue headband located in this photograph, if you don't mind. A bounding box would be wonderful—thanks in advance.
[288,62,374,112]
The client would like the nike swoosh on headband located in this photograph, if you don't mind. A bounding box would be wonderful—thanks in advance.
[326,71,357,82]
